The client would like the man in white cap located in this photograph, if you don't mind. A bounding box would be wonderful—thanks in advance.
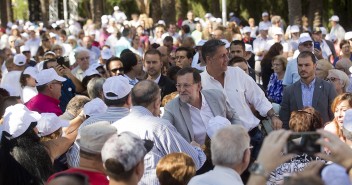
[265,27,289,57]
[311,27,332,60]
[287,25,300,53]
[259,11,272,29]
[1,54,27,97]
[329,15,345,42]
[253,24,271,80]
[345,31,352,50]
[25,26,40,57]
[20,45,36,66]
[79,75,131,129]
[26,68,66,116]
[191,40,207,71]
[113,5,127,24]
[113,80,206,185]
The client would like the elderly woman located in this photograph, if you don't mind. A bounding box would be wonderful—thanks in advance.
[333,40,352,66]
[267,55,287,104]
[326,69,350,95]
[315,59,333,80]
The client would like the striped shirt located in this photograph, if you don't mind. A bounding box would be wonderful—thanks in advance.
[301,78,316,107]
[112,106,206,185]
[66,106,129,167]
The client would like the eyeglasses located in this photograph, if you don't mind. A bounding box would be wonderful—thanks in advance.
[78,56,89,61]
[326,77,340,82]
[110,67,124,73]
[176,83,195,89]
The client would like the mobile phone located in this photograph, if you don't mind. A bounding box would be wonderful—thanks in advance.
[313,41,321,50]
[57,56,70,68]
[284,132,322,155]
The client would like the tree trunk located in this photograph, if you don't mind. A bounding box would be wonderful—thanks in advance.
[1,0,8,27]
[307,0,323,28]
[287,0,302,25]
[176,0,188,21]
[150,0,162,23]
[161,0,176,25]
[211,0,221,18]
[136,0,150,16]
[40,0,49,27]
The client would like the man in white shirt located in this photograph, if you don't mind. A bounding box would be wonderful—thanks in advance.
[188,125,251,185]
[329,15,345,42]
[200,39,282,158]
[312,27,332,60]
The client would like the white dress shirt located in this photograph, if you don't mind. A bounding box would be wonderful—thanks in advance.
[187,93,213,145]
[188,165,244,185]
[201,66,272,130]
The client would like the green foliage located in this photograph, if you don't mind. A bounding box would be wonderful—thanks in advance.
[13,0,29,20]
[105,0,140,19]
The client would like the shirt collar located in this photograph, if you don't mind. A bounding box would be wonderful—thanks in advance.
[300,78,316,88]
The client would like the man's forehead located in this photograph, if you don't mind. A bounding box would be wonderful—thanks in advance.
[144,54,160,61]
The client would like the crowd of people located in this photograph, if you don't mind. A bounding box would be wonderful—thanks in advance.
[1,5,352,185]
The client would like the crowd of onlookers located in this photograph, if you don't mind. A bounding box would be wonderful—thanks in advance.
[1,5,352,185]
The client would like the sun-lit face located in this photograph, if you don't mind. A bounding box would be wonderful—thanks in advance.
[176,73,201,104]
[334,100,352,128]
[207,45,229,73]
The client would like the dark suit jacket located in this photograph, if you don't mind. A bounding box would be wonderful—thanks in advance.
[158,75,177,100]
[279,78,337,129]
[162,89,240,142]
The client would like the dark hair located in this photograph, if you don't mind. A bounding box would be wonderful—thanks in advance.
[0,124,54,185]
[298,51,317,64]
[132,80,160,107]
[36,84,47,93]
[104,93,130,107]
[176,47,193,59]
[163,36,173,43]
[144,49,161,59]
[122,27,130,37]
[0,96,19,117]
[181,25,191,34]
[262,43,283,61]
[0,88,10,97]
[60,29,67,36]
[120,49,132,56]
[87,77,106,99]
[230,40,245,51]
[201,39,226,63]
[167,66,181,81]
[340,40,350,49]
[82,74,101,89]
[42,58,58,69]
[228,56,247,66]
[176,67,201,83]
[19,72,30,87]
[106,57,122,71]
[120,51,138,73]
[104,158,135,181]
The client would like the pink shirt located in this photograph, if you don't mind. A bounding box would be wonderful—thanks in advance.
[26,93,62,116]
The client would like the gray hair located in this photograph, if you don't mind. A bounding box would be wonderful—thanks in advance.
[211,125,250,167]
[74,47,90,59]
[329,69,350,92]
[87,77,106,99]
[131,80,160,107]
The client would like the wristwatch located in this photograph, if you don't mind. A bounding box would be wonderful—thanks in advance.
[248,162,269,179]
[268,112,279,118]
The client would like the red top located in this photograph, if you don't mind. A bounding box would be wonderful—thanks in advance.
[26,93,62,116]
[47,168,109,185]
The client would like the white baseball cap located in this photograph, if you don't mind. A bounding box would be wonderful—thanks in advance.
[259,24,269,31]
[37,113,69,136]
[2,104,42,139]
[329,15,339,22]
[103,76,132,100]
[14,54,27,66]
[290,25,300,33]
[320,27,327,35]
[272,27,283,35]
[196,40,207,47]
[23,66,39,79]
[83,65,101,78]
[36,68,66,86]
[20,45,30,53]
[345,32,352,40]
[242,26,251,33]
[220,39,230,48]
[83,98,108,116]
[101,48,113,60]
[245,44,253,53]
[298,36,313,45]
[262,12,269,17]
[206,116,231,139]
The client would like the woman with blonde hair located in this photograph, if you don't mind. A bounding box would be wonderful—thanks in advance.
[324,93,352,141]
[326,69,349,95]
[315,59,333,80]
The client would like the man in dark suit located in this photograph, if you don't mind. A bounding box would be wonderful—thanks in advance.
[144,49,176,99]
[279,51,337,129]
[162,67,241,144]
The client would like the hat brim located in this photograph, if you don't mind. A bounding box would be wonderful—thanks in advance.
[143,139,154,154]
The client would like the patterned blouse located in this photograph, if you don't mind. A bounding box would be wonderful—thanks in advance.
[267,73,284,104]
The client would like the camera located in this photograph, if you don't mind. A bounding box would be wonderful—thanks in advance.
[57,56,70,68]
[284,132,322,155]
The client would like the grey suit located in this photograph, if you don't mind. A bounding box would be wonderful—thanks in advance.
[279,78,337,129]
[162,89,240,142]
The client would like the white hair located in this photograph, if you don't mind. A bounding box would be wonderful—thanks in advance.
[211,125,250,167]
[74,47,90,59]
[329,69,350,92]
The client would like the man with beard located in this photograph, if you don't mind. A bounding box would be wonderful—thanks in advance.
[279,51,337,129]
[144,49,176,99]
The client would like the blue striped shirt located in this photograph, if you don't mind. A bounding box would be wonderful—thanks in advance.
[112,106,206,185]
[66,106,129,167]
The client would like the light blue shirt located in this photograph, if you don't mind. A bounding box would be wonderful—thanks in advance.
[283,58,300,86]
[301,78,316,107]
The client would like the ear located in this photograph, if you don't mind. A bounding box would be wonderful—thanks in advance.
[126,94,132,108]
[243,148,251,166]
[135,160,145,179]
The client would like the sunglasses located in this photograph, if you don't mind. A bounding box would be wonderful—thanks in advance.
[110,67,124,73]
